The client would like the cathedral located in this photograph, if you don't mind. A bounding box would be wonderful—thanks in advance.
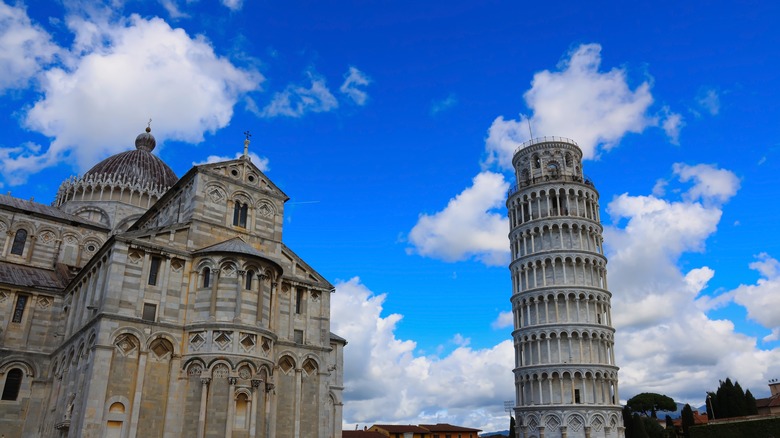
[0,127,345,438]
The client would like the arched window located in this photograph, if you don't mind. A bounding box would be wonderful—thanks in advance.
[565,152,573,167]
[1,368,23,400]
[10,229,27,256]
[245,269,254,290]
[202,268,211,288]
[547,162,560,178]
[233,201,248,228]
[234,393,249,429]
[533,154,541,169]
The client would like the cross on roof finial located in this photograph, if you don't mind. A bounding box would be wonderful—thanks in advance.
[146,118,152,133]
[243,130,252,160]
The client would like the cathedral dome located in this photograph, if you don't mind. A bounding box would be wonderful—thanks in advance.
[83,127,178,188]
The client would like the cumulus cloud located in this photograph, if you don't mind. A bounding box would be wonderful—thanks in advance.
[0,2,59,92]
[602,163,780,402]
[491,311,513,329]
[339,66,371,106]
[0,13,261,184]
[407,171,510,265]
[661,107,684,145]
[729,253,780,342]
[331,277,515,430]
[261,73,338,117]
[485,43,659,169]
[672,162,741,204]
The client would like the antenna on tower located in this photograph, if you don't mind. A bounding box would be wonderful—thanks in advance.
[526,116,534,140]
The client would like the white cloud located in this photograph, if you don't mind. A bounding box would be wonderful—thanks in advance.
[729,253,780,342]
[697,88,720,116]
[661,107,684,145]
[159,0,189,19]
[339,66,371,106]
[602,163,780,403]
[672,162,741,204]
[431,94,458,115]
[221,0,243,12]
[192,151,269,171]
[261,73,338,117]
[485,43,658,169]
[0,13,261,185]
[407,171,510,265]
[0,2,59,92]
[331,277,515,431]
[491,311,513,329]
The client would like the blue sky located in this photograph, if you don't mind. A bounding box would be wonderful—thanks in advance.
[2,0,779,431]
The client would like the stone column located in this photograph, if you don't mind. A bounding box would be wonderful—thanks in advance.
[266,382,276,438]
[256,273,267,325]
[209,268,220,320]
[249,379,262,438]
[225,377,237,438]
[127,351,148,438]
[235,270,245,322]
[197,378,211,438]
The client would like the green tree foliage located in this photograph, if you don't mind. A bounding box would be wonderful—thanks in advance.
[633,413,650,438]
[641,416,666,438]
[681,404,694,438]
[508,416,515,438]
[623,405,635,438]
[627,393,678,418]
[745,389,758,415]
[709,377,758,419]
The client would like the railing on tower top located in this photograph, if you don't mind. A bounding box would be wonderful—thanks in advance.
[507,173,594,197]
[513,136,579,156]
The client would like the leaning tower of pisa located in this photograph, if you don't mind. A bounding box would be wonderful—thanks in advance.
[506,137,624,438]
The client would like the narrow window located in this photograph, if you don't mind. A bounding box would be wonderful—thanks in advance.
[1,368,23,400]
[294,329,303,344]
[233,201,248,228]
[11,295,28,323]
[245,270,254,290]
[148,256,162,285]
[142,303,157,322]
[202,268,211,288]
[575,388,581,404]
[10,229,27,256]
[234,393,249,429]
[295,288,304,314]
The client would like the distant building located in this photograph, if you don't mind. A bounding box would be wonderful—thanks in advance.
[506,137,624,438]
[370,424,432,437]
[419,422,482,437]
[756,379,780,416]
[0,127,345,437]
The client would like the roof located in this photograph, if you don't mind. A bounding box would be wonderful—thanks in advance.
[84,128,178,190]
[372,425,430,433]
[0,261,74,291]
[342,431,386,438]
[0,194,107,229]
[420,423,482,432]
[195,237,266,257]
[330,332,347,344]
[672,411,709,427]
[756,393,780,408]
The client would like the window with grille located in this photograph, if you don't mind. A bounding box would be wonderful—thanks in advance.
[10,229,27,256]
[11,295,28,323]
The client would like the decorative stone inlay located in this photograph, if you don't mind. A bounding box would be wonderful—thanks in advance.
[592,416,604,431]
[222,265,236,278]
[213,364,229,378]
[40,231,55,244]
[208,187,225,203]
[302,360,316,375]
[545,415,561,431]
[128,251,142,264]
[240,333,255,352]
[214,331,232,350]
[528,417,539,431]
[170,258,184,272]
[115,334,138,357]
[0,290,8,303]
[38,296,51,309]
[188,363,203,376]
[568,416,584,432]
[238,367,251,380]
[64,235,77,245]
[257,201,274,218]
[189,332,206,351]
[261,337,271,355]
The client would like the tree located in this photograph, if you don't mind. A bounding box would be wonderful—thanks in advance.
[709,377,757,419]
[681,404,694,438]
[633,413,650,438]
[745,389,758,415]
[627,393,678,418]
[508,416,516,438]
[623,405,635,438]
